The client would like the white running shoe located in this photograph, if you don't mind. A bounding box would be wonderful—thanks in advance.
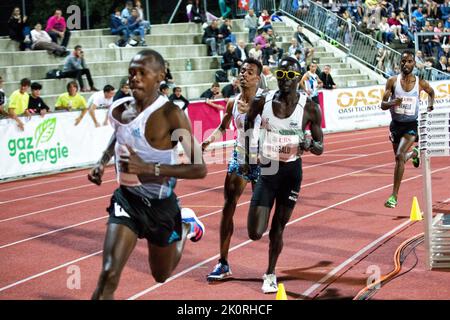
[262,273,278,294]
[181,207,205,242]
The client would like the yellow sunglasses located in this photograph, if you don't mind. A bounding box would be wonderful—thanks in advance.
[274,69,301,80]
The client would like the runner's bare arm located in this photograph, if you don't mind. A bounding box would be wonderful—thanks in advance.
[381,77,401,110]
[88,133,117,185]
[202,98,234,151]
[303,99,324,155]
[419,79,435,112]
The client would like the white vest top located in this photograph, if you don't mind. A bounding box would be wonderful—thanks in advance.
[108,96,177,199]
[391,74,420,122]
[260,90,307,162]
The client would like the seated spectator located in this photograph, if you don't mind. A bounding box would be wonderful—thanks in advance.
[434,56,450,73]
[202,19,223,56]
[441,0,450,21]
[254,30,270,63]
[201,82,223,110]
[291,49,306,74]
[135,0,151,34]
[127,8,147,46]
[222,43,241,77]
[7,7,31,51]
[0,76,7,117]
[249,43,263,63]
[55,81,88,126]
[114,77,131,101]
[86,85,115,127]
[244,9,258,43]
[110,9,130,47]
[27,82,50,117]
[387,12,401,41]
[8,78,31,131]
[190,0,205,24]
[46,9,71,48]
[265,28,284,64]
[221,78,240,99]
[440,45,450,61]
[412,5,425,29]
[379,17,394,45]
[61,45,99,92]
[258,9,272,32]
[169,87,190,111]
[259,65,276,91]
[288,38,301,57]
[220,18,236,45]
[235,40,249,62]
[414,50,432,77]
[31,23,69,57]
[160,83,170,98]
[121,1,134,20]
[186,0,194,22]
[164,61,175,87]
[319,65,336,90]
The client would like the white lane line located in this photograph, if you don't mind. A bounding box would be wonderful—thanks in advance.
[300,220,411,299]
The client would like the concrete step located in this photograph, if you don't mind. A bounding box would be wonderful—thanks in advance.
[333,74,369,82]
[345,79,379,87]
[316,57,342,64]
[331,68,360,76]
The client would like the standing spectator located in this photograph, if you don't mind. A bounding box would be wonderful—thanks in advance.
[46,9,71,48]
[249,43,263,63]
[319,65,336,90]
[55,81,88,126]
[135,0,151,34]
[27,82,50,117]
[86,85,115,127]
[61,45,98,92]
[121,1,134,20]
[169,87,190,111]
[128,8,147,46]
[301,63,322,104]
[31,22,69,57]
[0,76,7,117]
[110,9,130,47]
[221,77,240,99]
[113,78,131,101]
[202,20,222,56]
[244,9,258,43]
[160,83,170,98]
[7,7,31,51]
[8,78,31,131]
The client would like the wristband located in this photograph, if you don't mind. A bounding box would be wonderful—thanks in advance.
[154,162,161,176]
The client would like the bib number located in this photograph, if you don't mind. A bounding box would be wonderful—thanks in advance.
[394,96,417,116]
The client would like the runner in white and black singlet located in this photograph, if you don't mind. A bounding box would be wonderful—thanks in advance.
[245,57,324,294]
[88,50,207,300]
[381,50,435,208]
[201,58,263,282]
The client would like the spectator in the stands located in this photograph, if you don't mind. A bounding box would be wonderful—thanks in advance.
[434,55,450,73]
[61,45,98,92]
[27,82,50,117]
[121,1,134,20]
[202,19,223,56]
[440,45,450,61]
[201,82,222,100]
[7,7,31,51]
[258,9,272,32]
[135,0,151,34]
[294,25,314,60]
[86,85,115,127]
[0,76,6,117]
[163,61,175,88]
[249,43,263,63]
[379,17,395,45]
[55,81,88,126]
[244,9,258,43]
[414,50,433,77]
[266,28,284,64]
[160,83,170,98]
[110,9,130,47]
[288,38,301,57]
[412,5,425,29]
[441,0,450,21]
[128,8,147,46]
[259,65,275,91]
[319,65,336,90]
[221,77,240,99]
[169,87,190,111]
[387,12,402,40]
[46,9,71,48]
[220,18,236,45]
[190,0,205,24]
[8,78,31,131]
[31,22,69,57]
[222,43,241,77]
[235,40,249,62]
[113,77,131,101]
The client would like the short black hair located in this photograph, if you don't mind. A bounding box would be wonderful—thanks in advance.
[402,50,415,58]
[160,83,169,91]
[294,49,302,55]
[173,87,182,93]
[31,82,42,90]
[74,45,82,50]
[280,56,301,72]
[103,84,115,92]
[20,78,31,87]
[243,57,263,75]
[135,49,166,73]
[66,80,78,91]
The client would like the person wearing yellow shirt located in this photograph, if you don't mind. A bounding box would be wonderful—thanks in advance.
[8,78,31,131]
[55,80,88,125]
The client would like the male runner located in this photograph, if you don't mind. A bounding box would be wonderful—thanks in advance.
[381,50,434,208]
[202,58,263,281]
[88,49,207,299]
[246,57,324,293]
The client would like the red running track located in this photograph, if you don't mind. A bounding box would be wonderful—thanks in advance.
[0,126,449,300]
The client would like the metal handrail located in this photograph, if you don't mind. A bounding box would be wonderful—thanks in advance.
[168,0,184,24]
[278,0,450,81]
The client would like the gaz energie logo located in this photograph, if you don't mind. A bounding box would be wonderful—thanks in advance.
[7,118,69,164]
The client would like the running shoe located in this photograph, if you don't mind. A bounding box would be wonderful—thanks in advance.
[181,208,205,242]
[384,195,398,208]
[262,273,278,294]
[207,261,232,281]
[412,146,420,168]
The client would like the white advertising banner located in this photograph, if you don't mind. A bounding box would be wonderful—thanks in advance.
[321,81,450,132]
[0,110,113,180]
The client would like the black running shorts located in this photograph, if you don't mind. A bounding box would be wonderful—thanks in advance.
[107,187,182,247]
[389,120,418,144]
[250,158,303,209]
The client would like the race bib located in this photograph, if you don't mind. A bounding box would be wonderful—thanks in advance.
[394,96,418,116]
[262,131,300,162]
